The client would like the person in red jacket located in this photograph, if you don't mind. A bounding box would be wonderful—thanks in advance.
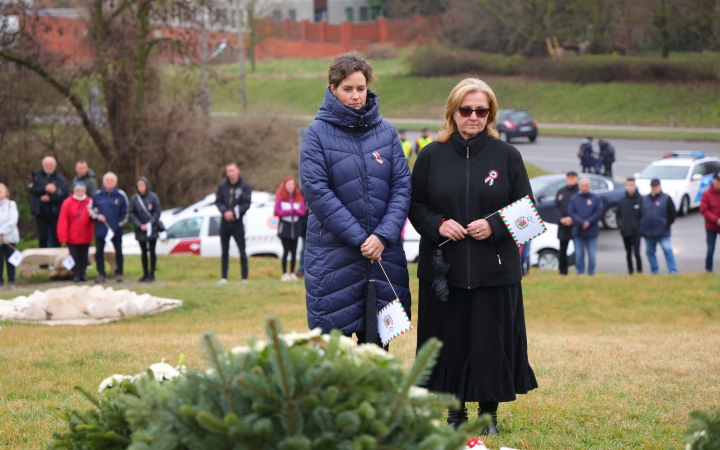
[700,171,720,272]
[274,177,307,281]
[57,181,95,282]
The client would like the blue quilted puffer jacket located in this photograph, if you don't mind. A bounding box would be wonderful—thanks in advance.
[300,87,412,334]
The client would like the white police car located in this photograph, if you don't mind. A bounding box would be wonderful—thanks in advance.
[635,151,720,216]
[122,192,285,258]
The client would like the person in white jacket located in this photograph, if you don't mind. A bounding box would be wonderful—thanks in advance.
[0,183,20,290]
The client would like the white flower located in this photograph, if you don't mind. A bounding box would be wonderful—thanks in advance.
[408,386,430,398]
[98,374,133,393]
[231,340,266,355]
[321,334,357,352]
[353,343,394,363]
[281,328,322,347]
[230,345,251,355]
[148,362,181,381]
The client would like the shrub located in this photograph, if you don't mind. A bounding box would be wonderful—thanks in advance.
[406,45,720,83]
[48,318,490,450]
[363,43,400,60]
[685,409,720,449]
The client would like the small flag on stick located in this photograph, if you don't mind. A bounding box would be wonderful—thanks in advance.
[378,300,413,347]
[498,195,547,247]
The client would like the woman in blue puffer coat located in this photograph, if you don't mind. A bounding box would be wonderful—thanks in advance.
[300,52,412,344]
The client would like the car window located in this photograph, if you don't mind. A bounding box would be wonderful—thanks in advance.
[692,163,706,176]
[590,179,609,192]
[510,111,531,122]
[538,181,566,200]
[639,165,689,180]
[530,178,552,194]
[706,161,720,173]
[208,216,221,237]
[166,217,203,239]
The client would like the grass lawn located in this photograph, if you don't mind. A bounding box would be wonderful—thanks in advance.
[1,255,719,448]
[192,56,720,130]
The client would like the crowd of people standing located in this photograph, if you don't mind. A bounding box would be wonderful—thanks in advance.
[553,170,720,276]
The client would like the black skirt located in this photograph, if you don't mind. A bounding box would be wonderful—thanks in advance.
[416,280,538,403]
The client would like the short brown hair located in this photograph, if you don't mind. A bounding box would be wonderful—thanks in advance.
[76,159,87,166]
[327,52,373,88]
[626,177,636,182]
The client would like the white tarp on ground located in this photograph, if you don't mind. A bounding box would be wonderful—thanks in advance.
[0,285,182,326]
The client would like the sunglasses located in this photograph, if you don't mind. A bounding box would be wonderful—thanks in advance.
[458,107,490,118]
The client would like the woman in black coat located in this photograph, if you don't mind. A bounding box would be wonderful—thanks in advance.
[408,78,537,435]
[128,177,162,282]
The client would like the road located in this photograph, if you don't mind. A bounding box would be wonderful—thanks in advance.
[403,131,718,273]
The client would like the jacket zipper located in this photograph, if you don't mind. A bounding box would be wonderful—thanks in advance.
[356,135,372,281]
[466,146,471,289]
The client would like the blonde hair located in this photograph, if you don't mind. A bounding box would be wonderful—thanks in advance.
[437,78,499,142]
[0,183,9,199]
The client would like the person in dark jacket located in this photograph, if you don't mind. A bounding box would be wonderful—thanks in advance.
[129,177,162,282]
[28,156,68,249]
[57,182,94,282]
[579,138,595,173]
[700,172,720,272]
[214,163,252,284]
[300,52,412,346]
[639,179,677,274]
[554,171,579,275]
[72,160,99,197]
[568,178,603,275]
[616,178,643,274]
[88,172,129,283]
[599,139,616,178]
[409,78,537,435]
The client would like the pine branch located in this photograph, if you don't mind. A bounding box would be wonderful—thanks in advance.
[380,338,443,442]
[200,333,238,415]
[265,317,298,434]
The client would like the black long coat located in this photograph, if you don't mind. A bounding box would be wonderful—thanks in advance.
[408,129,533,289]
[554,184,579,241]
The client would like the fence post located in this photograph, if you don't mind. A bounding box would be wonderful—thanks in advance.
[301,19,308,41]
[377,17,388,43]
[340,21,352,48]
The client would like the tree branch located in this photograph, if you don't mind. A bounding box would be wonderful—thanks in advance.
[0,50,112,161]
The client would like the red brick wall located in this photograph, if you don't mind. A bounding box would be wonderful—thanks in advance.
[24,15,429,65]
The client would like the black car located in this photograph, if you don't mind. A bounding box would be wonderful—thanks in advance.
[496,109,538,143]
[531,174,624,229]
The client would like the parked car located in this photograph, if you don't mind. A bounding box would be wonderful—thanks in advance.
[402,221,573,270]
[496,109,538,143]
[634,151,720,216]
[531,173,624,229]
[121,192,285,258]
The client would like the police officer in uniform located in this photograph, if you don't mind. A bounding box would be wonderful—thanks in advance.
[415,128,434,154]
[215,163,252,284]
[399,129,412,160]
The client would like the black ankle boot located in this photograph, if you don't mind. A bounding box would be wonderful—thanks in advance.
[481,411,499,435]
[447,406,468,430]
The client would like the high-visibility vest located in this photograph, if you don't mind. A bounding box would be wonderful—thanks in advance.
[416,135,434,152]
[401,140,412,159]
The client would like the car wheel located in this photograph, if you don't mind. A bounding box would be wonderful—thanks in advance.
[678,195,690,217]
[529,134,537,143]
[602,205,618,229]
[500,131,508,142]
[536,249,559,270]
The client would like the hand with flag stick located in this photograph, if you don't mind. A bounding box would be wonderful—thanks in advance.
[439,196,546,248]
